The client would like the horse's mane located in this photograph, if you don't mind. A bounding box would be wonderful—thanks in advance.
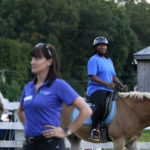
[118,91,150,100]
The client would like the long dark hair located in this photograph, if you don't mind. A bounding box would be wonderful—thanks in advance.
[31,43,61,86]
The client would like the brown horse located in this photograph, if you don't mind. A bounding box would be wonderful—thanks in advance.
[61,92,150,150]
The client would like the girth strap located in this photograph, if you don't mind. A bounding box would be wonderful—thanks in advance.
[102,92,118,121]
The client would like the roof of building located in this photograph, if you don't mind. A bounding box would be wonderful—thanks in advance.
[133,46,150,60]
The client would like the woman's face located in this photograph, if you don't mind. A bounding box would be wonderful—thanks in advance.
[96,43,107,55]
[31,56,52,74]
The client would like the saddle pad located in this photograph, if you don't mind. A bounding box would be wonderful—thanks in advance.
[72,101,116,125]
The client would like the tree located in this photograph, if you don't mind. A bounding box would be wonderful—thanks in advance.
[0,80,22,101]
[125,1,150,47]
[63,0,140,92]
[0,38,31,87]
[0,0,142,95]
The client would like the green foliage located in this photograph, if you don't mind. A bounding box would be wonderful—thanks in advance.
[63,0,140,91]
[0,0,150,99]
[125,1,150,47]
[0,80,22,101]
[0,38,31,86]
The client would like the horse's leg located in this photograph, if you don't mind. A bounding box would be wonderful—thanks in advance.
[67,134,81,150]
[126,140,140,150]
[113,138,125,150]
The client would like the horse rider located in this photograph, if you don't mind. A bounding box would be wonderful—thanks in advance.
[87,36,128,140]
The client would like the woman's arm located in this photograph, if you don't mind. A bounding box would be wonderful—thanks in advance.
[113,76,124,87]
[43,96,92,138]
[90,75,115,88]
[17,105,25,125]
[65,96,92,135]
[113,76,128,91]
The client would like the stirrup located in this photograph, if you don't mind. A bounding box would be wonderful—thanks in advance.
[94,129,100,139]
[88,129,100,141]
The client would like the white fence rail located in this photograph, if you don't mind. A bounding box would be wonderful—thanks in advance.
[0,101,150,150]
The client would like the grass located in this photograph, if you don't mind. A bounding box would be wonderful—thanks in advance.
[139,130,150,142]
[105,130,150,150]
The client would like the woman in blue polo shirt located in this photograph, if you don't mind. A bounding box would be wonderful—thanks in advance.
[17,43,92,150]
[87,36,128,140]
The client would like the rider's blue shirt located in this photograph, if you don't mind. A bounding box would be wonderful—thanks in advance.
[20,78,79,137]
[87,54,116,96]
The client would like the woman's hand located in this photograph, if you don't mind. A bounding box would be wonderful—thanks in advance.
[106,82,116,88]
[121,85,128,92]
[42,125,67,138]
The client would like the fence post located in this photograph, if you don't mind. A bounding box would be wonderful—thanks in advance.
[15,130,24,150]
[14,110,24,150]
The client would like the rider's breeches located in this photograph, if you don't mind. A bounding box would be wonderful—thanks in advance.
[90,90,108,129]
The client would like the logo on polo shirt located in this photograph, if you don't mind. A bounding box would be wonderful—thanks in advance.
[39,90,51,95]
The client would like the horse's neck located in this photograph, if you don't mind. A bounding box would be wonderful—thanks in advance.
[129,99,150,128]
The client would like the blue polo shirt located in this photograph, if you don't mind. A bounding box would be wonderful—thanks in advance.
[87,54,116,96]
[20,78,79,137]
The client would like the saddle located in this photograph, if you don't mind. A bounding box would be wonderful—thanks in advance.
[72,92,118,143]
[86,92,118,142]
[86,92,117,121]
[103,92,118,121]
[100,92,118,142]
